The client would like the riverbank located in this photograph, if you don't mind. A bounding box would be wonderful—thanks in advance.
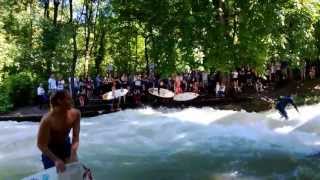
[1,79,320,122]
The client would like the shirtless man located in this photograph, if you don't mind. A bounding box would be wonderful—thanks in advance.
[37,90,80,173]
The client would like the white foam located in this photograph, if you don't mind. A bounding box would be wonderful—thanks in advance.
[1,104,320,179]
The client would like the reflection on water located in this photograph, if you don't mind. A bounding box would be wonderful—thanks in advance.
[1,104,320,179]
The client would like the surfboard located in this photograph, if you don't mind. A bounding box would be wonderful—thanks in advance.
[102,88,128,100]
[148,88,174,98]
[173,92,199,101]
[22,162,93,180]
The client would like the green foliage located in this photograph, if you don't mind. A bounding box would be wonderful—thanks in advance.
[0,0,320,113]
[3,72,36,107]
[0,0,320,83]
[109,0,320,75]
[0,84,12,113]
[294,93,320,105]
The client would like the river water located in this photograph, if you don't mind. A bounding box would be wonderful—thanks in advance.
[1,104,320,180]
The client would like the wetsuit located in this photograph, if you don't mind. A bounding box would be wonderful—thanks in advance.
[275,96,297,120]
[41,129,71,169]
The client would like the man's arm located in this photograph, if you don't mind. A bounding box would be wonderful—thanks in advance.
[290,99,299,112]
[70,109,81,162]
[293,103,299,112]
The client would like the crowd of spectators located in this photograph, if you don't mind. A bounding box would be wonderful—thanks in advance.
[36,61,319,108]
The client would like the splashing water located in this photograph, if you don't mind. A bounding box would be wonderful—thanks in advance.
[1,104,320,180]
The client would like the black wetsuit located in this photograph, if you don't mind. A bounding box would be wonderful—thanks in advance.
[276,96,296,119]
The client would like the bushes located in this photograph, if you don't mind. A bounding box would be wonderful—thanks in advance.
[3,72,37,108]
[0,85,12,113]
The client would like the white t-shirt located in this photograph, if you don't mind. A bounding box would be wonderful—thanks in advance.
[74,77,79,88]
[276,62,281,71]
[216,84,220,93]
[220,85,226,92]
[37,87,45,96]
[202,72,208,82]
[135,80,141,86]
[57,80,65,90]
[232,71,238,79]
[271,65,275,74]
[48,78,57,90]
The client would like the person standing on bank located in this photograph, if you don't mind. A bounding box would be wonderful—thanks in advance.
[37,90,81,173]
[48,74,57,95]
[37,83,48,109]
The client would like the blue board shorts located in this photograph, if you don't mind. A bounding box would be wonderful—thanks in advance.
[41,137,71,169]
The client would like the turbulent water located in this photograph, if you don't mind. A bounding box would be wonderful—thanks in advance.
[1,104,320,180]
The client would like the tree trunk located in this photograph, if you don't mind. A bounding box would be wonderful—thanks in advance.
[95,28,106,75]
[29,0,33,52]
[60,0,65,20]
[69,0,73,22]
[232,1,238,64]
[135,34,138,74]
[70,27,78,98]
[44,0,51,76]
[53,0,60,25]
[46,59,52,76]
[218,0,225,25]
[144,36,149,76]
[127,21,132,74]
[89,0,101,57]
[69,0,78,98]
[84,0,93,77]
[44,0,49,18]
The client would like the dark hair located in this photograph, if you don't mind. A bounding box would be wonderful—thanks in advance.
[50,90,70,108]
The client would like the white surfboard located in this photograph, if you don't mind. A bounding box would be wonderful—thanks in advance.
[148,88,174,98]
[173,92,199,101]
[22,162,93,180]
[102,88,128,100]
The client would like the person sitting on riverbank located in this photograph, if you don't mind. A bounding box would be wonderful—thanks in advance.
[275,95,299,120]
[37,90,80,172]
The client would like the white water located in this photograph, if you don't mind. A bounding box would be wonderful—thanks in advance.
[1,104,320,179]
